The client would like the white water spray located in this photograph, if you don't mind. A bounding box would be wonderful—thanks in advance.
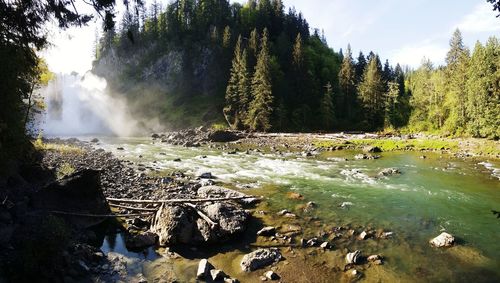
[41,72,140,137]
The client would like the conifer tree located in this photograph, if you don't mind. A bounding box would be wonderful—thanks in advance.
[292,33,303,68]
[338,44,356,120]
[224,35,249,129]
[358,56,386,128]
[222,25,231,48]
[247,28,273,131]
[444,29,469,133]
[321,82,335,129]
[355,51,367,84]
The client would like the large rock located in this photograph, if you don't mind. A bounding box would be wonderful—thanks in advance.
[429,232,455,247]
[196,259,214,279]
[31,169,110,228]
[151,201,249,245]
[207,130,240,142]
[151,205,195,245]
[240,248,282,272]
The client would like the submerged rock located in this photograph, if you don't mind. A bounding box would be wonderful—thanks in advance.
[363,146,382,153]
[240,248,282,272]
[125,232,157,250]
[429,232,455,247]
[346,250,361,264]
[197,185,257,204]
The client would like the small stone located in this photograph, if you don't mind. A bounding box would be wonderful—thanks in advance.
[264,271,280,280]
[117,147,124,150]
[277,209,290,216]
[346,250,361,264]
[358,231,369,240]
[348,269,360,278]
[287,192,304,200]
[199,172,215,179]
[320,241,330,249]
[306,238,320,247]
[373,259,383,265]
[173,158,181,162]
[257,226,276,237]
[210,269,226,281]
[380,231,394,239]
[367,254,381,262]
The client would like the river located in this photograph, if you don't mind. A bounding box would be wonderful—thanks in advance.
[90,136,499,282]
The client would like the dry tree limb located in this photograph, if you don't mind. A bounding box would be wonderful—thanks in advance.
[108,203,159,212]
[184,203,218,228]
[106,196,257,204]
[50,210,154,218]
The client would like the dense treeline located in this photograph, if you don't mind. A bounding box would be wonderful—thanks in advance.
[99,0,498,137]
[407,30,500,138]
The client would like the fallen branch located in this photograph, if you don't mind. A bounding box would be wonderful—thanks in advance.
[108,203,159,212]
[50,210,154,218]
[106,196,257,204]
[184,203,218,228]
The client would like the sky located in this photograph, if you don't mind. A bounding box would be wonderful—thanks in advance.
[43,0,500,74]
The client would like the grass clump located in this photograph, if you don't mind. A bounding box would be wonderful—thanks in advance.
[32,133,83,154]
[56,162,75,179]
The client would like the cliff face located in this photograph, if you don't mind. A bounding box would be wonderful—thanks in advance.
[92,43,227,130]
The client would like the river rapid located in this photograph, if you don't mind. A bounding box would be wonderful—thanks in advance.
[89,136,499,282]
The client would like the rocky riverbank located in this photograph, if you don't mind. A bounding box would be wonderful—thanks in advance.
[151,128,500,160]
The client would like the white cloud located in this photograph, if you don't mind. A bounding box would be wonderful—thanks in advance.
[456,2,500,33]
[390,41,448,68]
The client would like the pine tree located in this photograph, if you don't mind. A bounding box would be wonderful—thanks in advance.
[222,25,231,48]
[292,33,303,68]
[466,38,500,138]
[224,35,249,129]
[444,29,469,133]
[338,44,356,120]
[247,28,273,131]
[321,82,335,130]
[355,51,367,84]
[357,56,386,128]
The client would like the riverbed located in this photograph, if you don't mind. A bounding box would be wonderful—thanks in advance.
[91,136,500,282]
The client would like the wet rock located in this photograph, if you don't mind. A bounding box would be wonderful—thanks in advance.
[367,254,381,262]
[306,237,320,247]
[320,241,330,249]
[151,133,160,139]
[257,226,276,237]
[197,259,214,279]
[346,250,361,264]
[240,248,282,272]
[264,270,280,280]
[90,138,99,143]
[117,147,124,150]
[363,146,382,153]
[378,168,401,176]
[173,158,181,162]
[354,154,367,160]
[358,230,371,240]
[125,232,157,250]
[199,172,215,179]
[277,209,290,216]
[429,232,455,247]
[380,231,394,239]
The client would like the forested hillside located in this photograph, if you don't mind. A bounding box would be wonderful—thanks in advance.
[94,0,499,138]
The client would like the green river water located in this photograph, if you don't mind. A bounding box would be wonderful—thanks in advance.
[92,137,500,282]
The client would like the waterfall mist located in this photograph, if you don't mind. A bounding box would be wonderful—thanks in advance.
[41,72,146,137]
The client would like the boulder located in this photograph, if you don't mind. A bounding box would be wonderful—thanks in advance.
[151,201,249,245]
[346,250,361,264]
[240,248,282,272]
[207,130,240,142]
[151,205,195,245]
[429,232,455,247]
[199,172,215,179]
[31,169,110,228]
